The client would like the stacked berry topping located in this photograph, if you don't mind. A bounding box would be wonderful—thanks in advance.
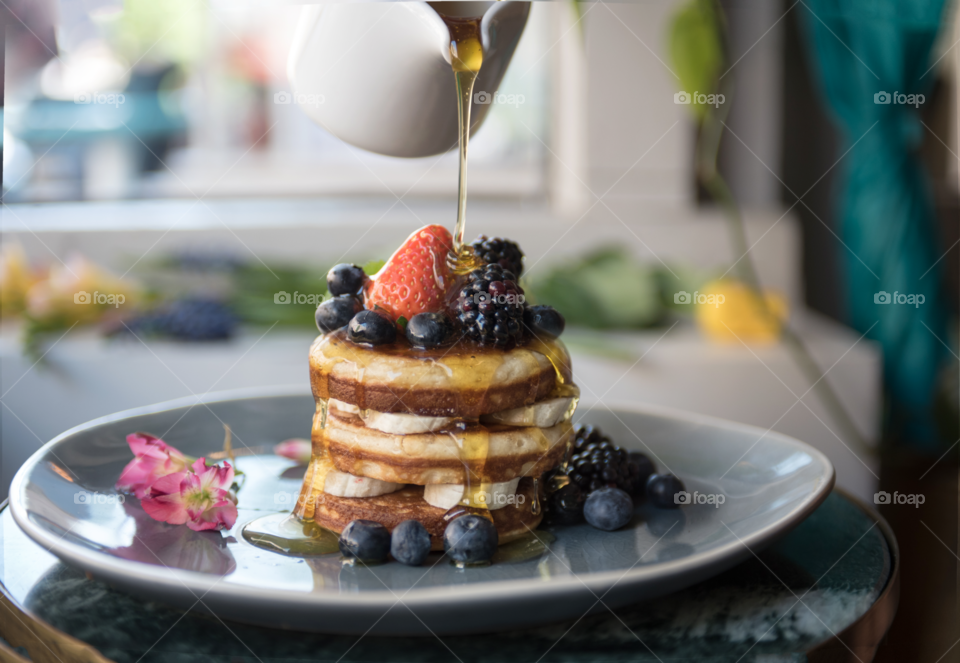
[313,226,567,352]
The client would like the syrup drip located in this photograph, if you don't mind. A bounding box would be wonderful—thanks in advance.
[437,11,486,273]
[530,477,541,516]
[314,400,328,431]
[451,422,493,510]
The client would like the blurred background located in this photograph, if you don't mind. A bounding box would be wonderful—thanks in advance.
[1,0,958,659]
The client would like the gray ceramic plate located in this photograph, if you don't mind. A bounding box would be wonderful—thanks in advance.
[10,387,834,635]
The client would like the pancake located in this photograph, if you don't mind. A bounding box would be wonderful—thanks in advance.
[317,412,573,485]
[314,480,543,551]
[309,330,572,417]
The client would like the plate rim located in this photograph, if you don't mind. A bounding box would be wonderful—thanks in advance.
[10,386,836,611]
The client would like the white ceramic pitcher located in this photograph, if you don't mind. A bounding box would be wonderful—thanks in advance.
[287,2,530,158]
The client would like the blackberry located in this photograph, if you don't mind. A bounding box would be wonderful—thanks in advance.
[455,263,525,347]
[568,425,643,495]
[471,236,524,277]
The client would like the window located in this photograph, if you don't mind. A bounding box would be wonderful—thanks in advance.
[3,1,552,205]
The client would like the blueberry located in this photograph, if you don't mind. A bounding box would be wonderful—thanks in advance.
[646,473,685,509]
[443,514,498,564]
[339,519,390,563]
[545,483,585,526]
[583,486,634,531]
[327,263,366,297]
[406,312,451,349]
[390,520,432,566]
[628,452,656,495]
[347,310,397,345]
[524,305,565,338]
[132,298,237,341]
[315,296,362,332]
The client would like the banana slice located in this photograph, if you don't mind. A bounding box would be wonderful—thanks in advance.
[362,410,454,435]
[328,395,575,433]
[329,399,361,415]
[323,469,404,498]
[423,478,521,511]
[329,398,453,434]
[481,397,576,428]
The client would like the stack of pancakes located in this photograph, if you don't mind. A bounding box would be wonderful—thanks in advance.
[294,329,578,549]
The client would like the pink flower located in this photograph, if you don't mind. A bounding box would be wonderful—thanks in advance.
[116,433,189,499]
[274,438,311,465]
[142,458,238,532]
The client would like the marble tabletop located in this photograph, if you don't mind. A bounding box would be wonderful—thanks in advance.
[0,491,897,663]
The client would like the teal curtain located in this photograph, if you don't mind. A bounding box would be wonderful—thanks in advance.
[801,0,950,447]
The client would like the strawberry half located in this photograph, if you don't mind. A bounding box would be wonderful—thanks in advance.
[364,224,453,322]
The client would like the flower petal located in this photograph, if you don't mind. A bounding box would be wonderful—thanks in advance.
[274,439,311,465]
[141,490,189,525]
[115,433,188,498]
[185,495,238,531]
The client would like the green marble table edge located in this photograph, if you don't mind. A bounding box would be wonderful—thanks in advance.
[0,490,899,663]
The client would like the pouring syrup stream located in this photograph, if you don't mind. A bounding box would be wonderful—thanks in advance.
[442,13,486,273]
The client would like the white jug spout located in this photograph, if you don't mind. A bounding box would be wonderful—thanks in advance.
[287,2,530,159]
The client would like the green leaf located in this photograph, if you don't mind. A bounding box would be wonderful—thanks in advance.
[363,259,386,275]
[526,248,663,330]
[396,316,408,330]
[229,263,326,328]
[668,0,724,120]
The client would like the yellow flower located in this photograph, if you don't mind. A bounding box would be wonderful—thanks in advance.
[0,244,38,317]
[694,279,788,344]
[25,255,138,323]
